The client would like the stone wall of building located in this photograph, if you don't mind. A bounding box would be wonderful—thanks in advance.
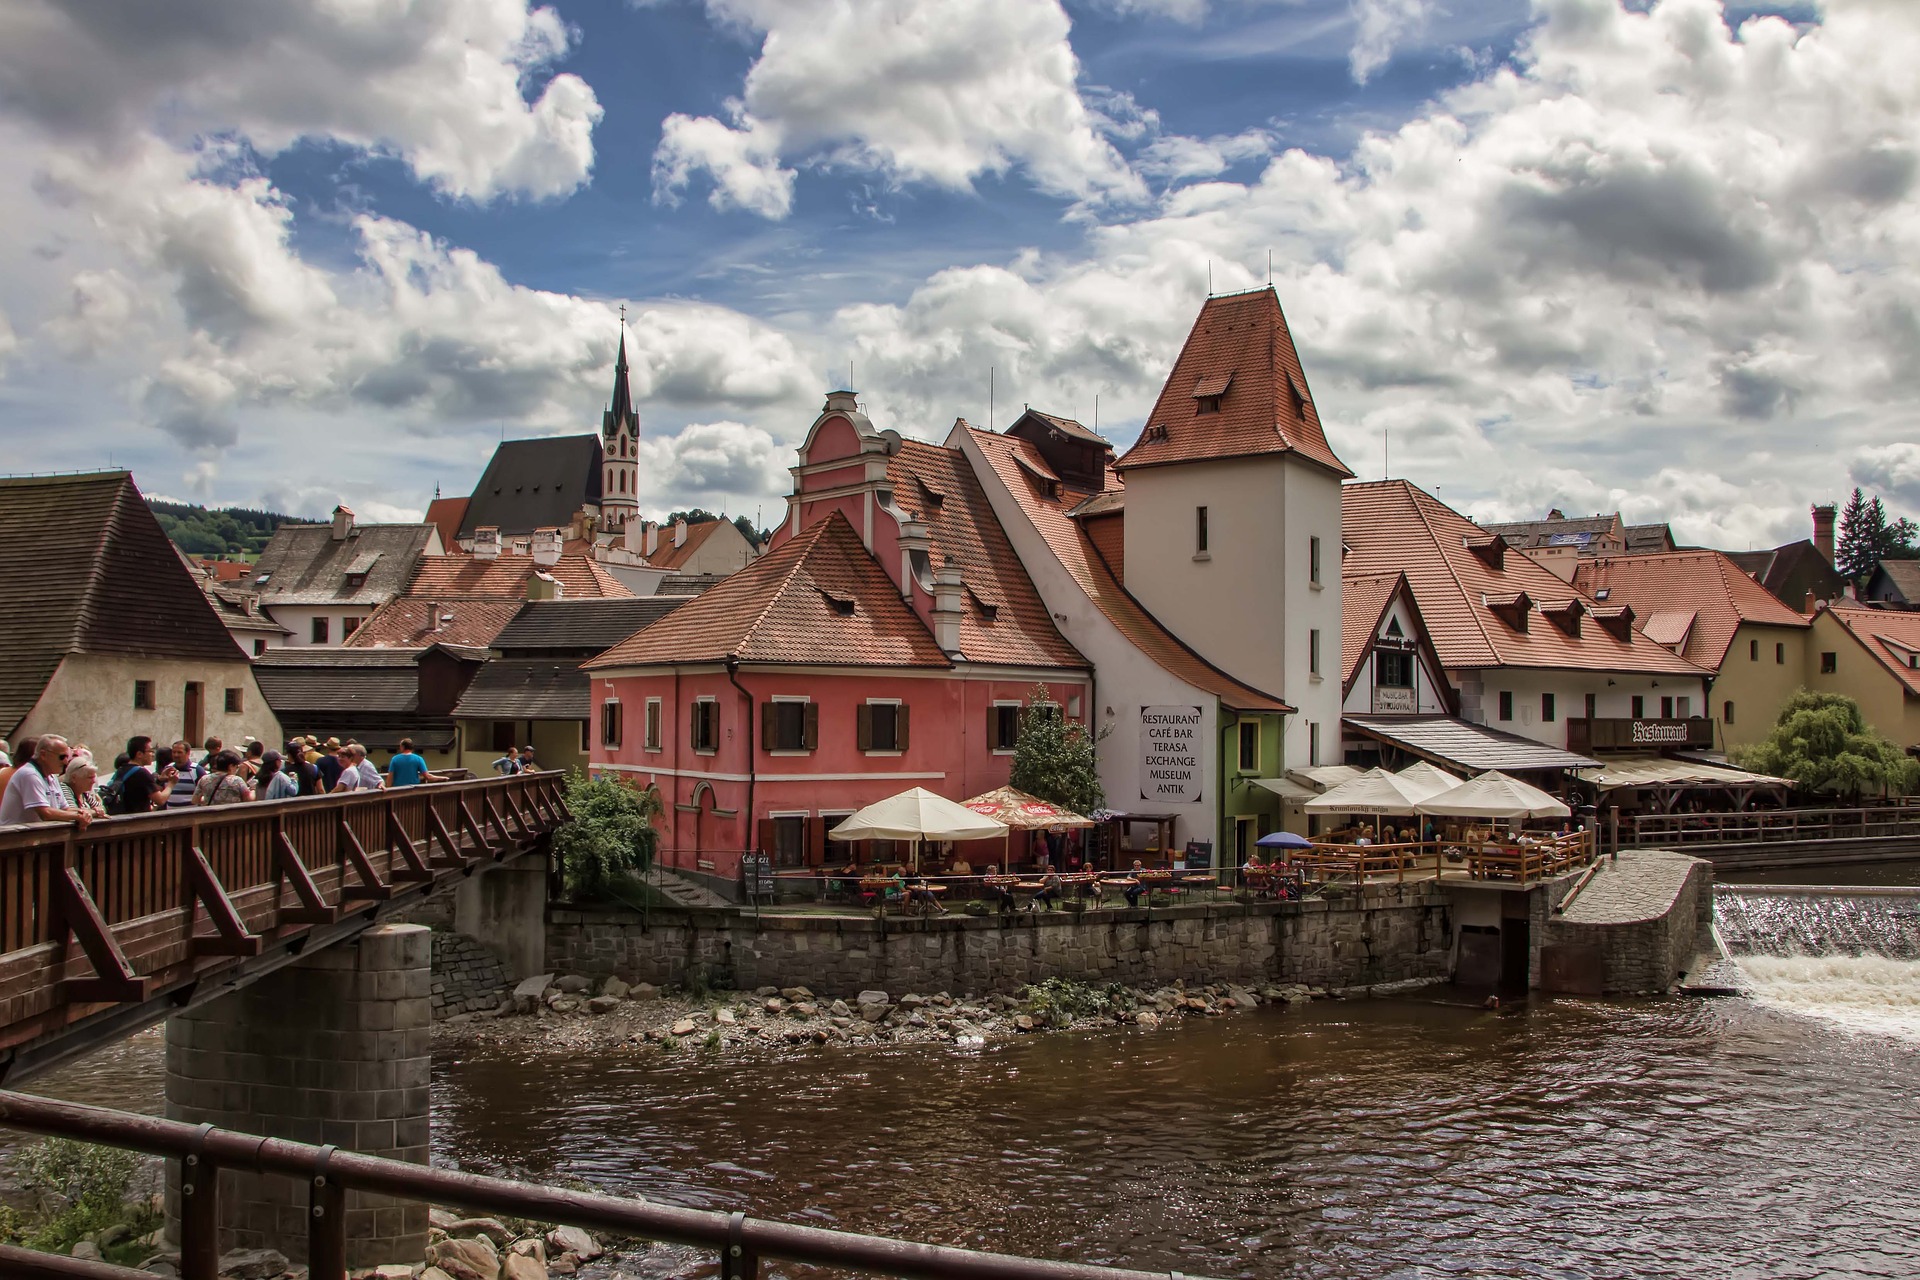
[1538,852,1713,994]
[546,885,1454,996]
[430,932,510,1018]
[164,924,432,1266]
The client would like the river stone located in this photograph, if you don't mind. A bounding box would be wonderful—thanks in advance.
[422,1270,457,1280]
[547,1226,601,1260]
[547,1261,575,1276]
[375,1266,415,1278]
[430,1236,500,1280]
[859,1002,888,1023]
[898,993,926,1009]
[1227,987,1259,1008]
[1013,1014,1035,1031]
[550,995,583,1014]
[512,974,555,1011]
[446,1218,514,1246]
[602,976,630,999]
[1136,1010,1160,1029]
[71,1242,102,1261]
[510,1238,547,1263]
[218,1249,291,1279]
[632,982,659,1000]
[671,1018,697,1037]
[754,985,778,996]
[790,1001,818,1018]
[555,974,592,994]
[502,1255,546,1280]
[715,1007,736,1024]
[830,999,851,1017]
[587,995,621,1014]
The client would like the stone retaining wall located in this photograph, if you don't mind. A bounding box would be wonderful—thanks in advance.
[430,932,510,1019]
[546,885,1453,996]
[1539,852,1714,993]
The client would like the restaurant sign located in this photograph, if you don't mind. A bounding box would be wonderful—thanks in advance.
[1569,716,1714,753]
[1372,686,1415,714]
[1140,705,1204,804]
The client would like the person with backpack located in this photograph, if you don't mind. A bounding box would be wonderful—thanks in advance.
[105,736,174,815]
[255,751,299,801]
[285,740,323,796]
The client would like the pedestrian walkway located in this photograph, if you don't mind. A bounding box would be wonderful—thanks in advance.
[646,865,731,909]
[1557,848,1702,924]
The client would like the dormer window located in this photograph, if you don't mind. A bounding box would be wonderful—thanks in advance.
[1191,372,1232,415]
[1464,535,1505,570]
[820,590,856,617]
[1196,395,1222,415]
[1484,592,1532,632]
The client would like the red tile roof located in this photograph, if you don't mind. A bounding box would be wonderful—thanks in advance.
[1571,551,1810,669]
[1342,573,1404,687]
[340,598,524,649]
[644,519,724,571]
[1824,603,1920,698]
[404,553,630,600]
[586,511,952,669]
[887,439,1087,670]
[424,496,467,549]
[1116,288,1352,477]
[967,427,1290,713]
[1342,480,1710,677]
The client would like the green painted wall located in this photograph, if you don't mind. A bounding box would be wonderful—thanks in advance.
[1218,709,1285,865]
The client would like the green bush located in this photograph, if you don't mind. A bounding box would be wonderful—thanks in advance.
[10,1138,155,1254]
[552,772,661,900]
[1021,977,1137,1026]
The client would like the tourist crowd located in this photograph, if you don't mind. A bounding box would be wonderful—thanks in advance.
[0,732,526,831]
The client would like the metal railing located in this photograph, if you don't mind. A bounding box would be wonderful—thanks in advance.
[0,1092,1204,1280]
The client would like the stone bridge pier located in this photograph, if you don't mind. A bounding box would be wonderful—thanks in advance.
[164,923,432,1267]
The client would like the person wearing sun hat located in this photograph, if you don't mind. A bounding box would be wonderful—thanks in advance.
[316,738,345,792]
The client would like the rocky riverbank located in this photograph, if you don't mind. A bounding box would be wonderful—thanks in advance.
[435,970,1356,1058]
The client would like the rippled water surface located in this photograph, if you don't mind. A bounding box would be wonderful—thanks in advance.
[24,992,1920,1278]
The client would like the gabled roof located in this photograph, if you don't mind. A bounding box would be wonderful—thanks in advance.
[1341,480,1709,677]
[491,598,687,653]
[1723,539,1849,611]
[343,599,526,649]
[457,435,603,539]
[1822,603,1920,699]
[644,519,726,571]
[1018,408,1105,445]
[1868,559,1920,603]
[1341,573,1403,687]
[453,660,588,720]
[656,573,727,596]
[966,427,1290,713]
[252,647,422,713]
[0,471,245,737]
[1115,288,1352,477]
[424,496,468,548]
[586,512,953,670]
[403,553,631,601]
[251,522,436,607]
[1571,550,1811,669]
[1625,523,1675,554]
[887,439,1087,670]
[1483,512,1621,550]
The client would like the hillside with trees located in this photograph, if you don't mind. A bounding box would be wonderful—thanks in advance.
[148,499,306,557]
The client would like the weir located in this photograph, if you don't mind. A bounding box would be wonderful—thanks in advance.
[1713,885,1920,960]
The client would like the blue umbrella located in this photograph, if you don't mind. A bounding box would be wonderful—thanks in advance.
[1256,831,1313,850]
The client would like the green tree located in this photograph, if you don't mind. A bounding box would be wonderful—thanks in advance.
[1732,689,1920,799]
[1008,684,1104,815]
[1835,487,1920,579]
[552,771,662,900]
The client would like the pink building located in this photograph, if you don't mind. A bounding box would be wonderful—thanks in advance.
[585,394,1091,892]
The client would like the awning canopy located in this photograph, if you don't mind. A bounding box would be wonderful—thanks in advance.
[1345,714,1600,773]
[1417,770,1570,820]
[1573,755,1790,792]
[960,786,1096,829]
[828,787,1008,842]
[1250,764,1365,803]
[1250,776,1317,802]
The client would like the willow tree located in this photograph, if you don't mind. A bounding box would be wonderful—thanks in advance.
[1733,690,1920,799]
[552,771,662,900]
[1008,685,1105,816]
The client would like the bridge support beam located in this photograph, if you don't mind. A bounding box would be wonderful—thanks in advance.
[453,858,549,981]
[164,923,432,1267]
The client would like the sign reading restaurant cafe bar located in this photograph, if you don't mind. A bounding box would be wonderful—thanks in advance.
[1140,705,1203,803]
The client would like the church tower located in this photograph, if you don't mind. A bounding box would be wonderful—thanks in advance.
[600,321,640,533]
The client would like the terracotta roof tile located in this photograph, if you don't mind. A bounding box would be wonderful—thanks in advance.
[586,512,953,669]
[886,439,1087,670]
[403,552,629,601]
[644,519,724,571]
[1342,480,1710,677]
[343,599,524,649]
[424,496,467,548]
[1116,288,1352,477]
[1571,550,1810,669]
[1341,573,1404,686]
[967,428,1289,712]
[1824,603,1920,698]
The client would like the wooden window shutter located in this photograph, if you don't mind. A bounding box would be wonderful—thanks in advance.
[806,815,826,866]
[760,702,776,751]
[897,704,910,751]
[803,702,819,750]
[755,818,775,857]
[856,705,873,751]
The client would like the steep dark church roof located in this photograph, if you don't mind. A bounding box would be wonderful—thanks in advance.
[603,331,637,440]
[0,471,245,737]
[457,435,604,540]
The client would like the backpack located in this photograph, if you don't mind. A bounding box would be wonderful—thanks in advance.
[101,766,132,816]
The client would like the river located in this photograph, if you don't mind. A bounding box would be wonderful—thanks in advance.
[18,983,1920,1279]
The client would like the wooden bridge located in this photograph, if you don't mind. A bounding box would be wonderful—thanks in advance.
[0,772,569,1083]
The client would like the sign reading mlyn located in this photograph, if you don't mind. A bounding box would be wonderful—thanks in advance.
[1140,705,1204,803]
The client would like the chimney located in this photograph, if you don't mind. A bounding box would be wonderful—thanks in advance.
[424,601,441,633]
[526,570,562,601]
[673,518,688,548]
[645,522,659,557]
[824,389,860,413]
[473,526,501,560]
[931,555,965,654]
[623,518,645,554]
[896,518,933,599]
[531,526,564,567]
[330,505,355,541]
[1812,503,1837,564]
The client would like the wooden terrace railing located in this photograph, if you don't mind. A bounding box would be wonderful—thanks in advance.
[0,772,569,1080]
[1623,804,1920,848]
[1290,830,1597,887]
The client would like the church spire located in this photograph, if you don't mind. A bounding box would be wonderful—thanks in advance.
[603,312,636,439]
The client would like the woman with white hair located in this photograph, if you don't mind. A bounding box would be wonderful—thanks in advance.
[63,756,107,820]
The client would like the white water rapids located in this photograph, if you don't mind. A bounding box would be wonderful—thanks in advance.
[1716,886,1920,1043]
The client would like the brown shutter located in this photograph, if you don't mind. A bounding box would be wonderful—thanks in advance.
[690,701,702,749]
[755,818,776,857]
[804,701,819,751]
[806,815,827,866]
[896,704,910,752]
[856,705,873,751]
[760,701,776,751]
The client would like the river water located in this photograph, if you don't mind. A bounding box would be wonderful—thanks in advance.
[19,986,1920,1279]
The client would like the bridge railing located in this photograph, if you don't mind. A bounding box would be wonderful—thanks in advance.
[0,1091,1198,1280]
[1624,804,1920,847]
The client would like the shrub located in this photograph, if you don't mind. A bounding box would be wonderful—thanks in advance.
[11,1139,155,1254]
[552,772,661,900]
[1021,978,1137,1026]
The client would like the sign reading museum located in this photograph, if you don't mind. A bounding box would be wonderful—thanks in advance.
[1140,705,1204,804]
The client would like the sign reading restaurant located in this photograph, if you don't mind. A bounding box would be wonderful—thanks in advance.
[1569,716,1715,753]
[1140,705,1204,803]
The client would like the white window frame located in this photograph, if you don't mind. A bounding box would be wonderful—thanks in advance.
[864,697,904,757]
[767,694,812,757]
[990,699,1022,755]
[600,698,622,748]
[1309,535,1322,587]
[644,696,663,752]
[1237,720,1260,774]
[1309,628,1322,678]
[693,695,720,756]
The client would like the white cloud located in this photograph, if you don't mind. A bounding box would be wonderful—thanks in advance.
[638,419,793,502]
[651,0,1146,218]
[1137,129,1277,181]
[0,0,602,202]
[1852,444,1920,513]
[1350,0,1435,83]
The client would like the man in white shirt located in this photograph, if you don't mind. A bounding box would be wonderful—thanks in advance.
[0,736,93,828]
[332,744,385,792]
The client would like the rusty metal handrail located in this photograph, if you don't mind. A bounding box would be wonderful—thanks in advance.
[0,1091,1204,1280]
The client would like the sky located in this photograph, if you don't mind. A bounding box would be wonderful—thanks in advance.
[1,0,1916,550]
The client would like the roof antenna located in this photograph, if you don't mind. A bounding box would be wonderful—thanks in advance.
[1267,250,1272,286]
[1207,261,1213,296]
[989,366,995,432]
[1383,427,1389,480]
[1094,394,1100,437]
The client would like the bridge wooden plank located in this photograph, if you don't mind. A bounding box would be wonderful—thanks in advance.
[484,795,512,852]
[426,807,474,870]
[338,820,392,902]
[386,809,434,883]
[186,847,262,958]
[502,789,533,841]
[458,801,495,860]
[52,869,147,1004]
[274,829,338,926]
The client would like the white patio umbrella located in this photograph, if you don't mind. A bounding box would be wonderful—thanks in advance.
[1304,767,1428,815]
[1395,761,1463,803]
[1415,770,1570,820]
[827,786,1008,870]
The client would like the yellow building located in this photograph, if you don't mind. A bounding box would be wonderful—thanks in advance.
[1573,550,1812,752]
[1806,605,1920,750]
